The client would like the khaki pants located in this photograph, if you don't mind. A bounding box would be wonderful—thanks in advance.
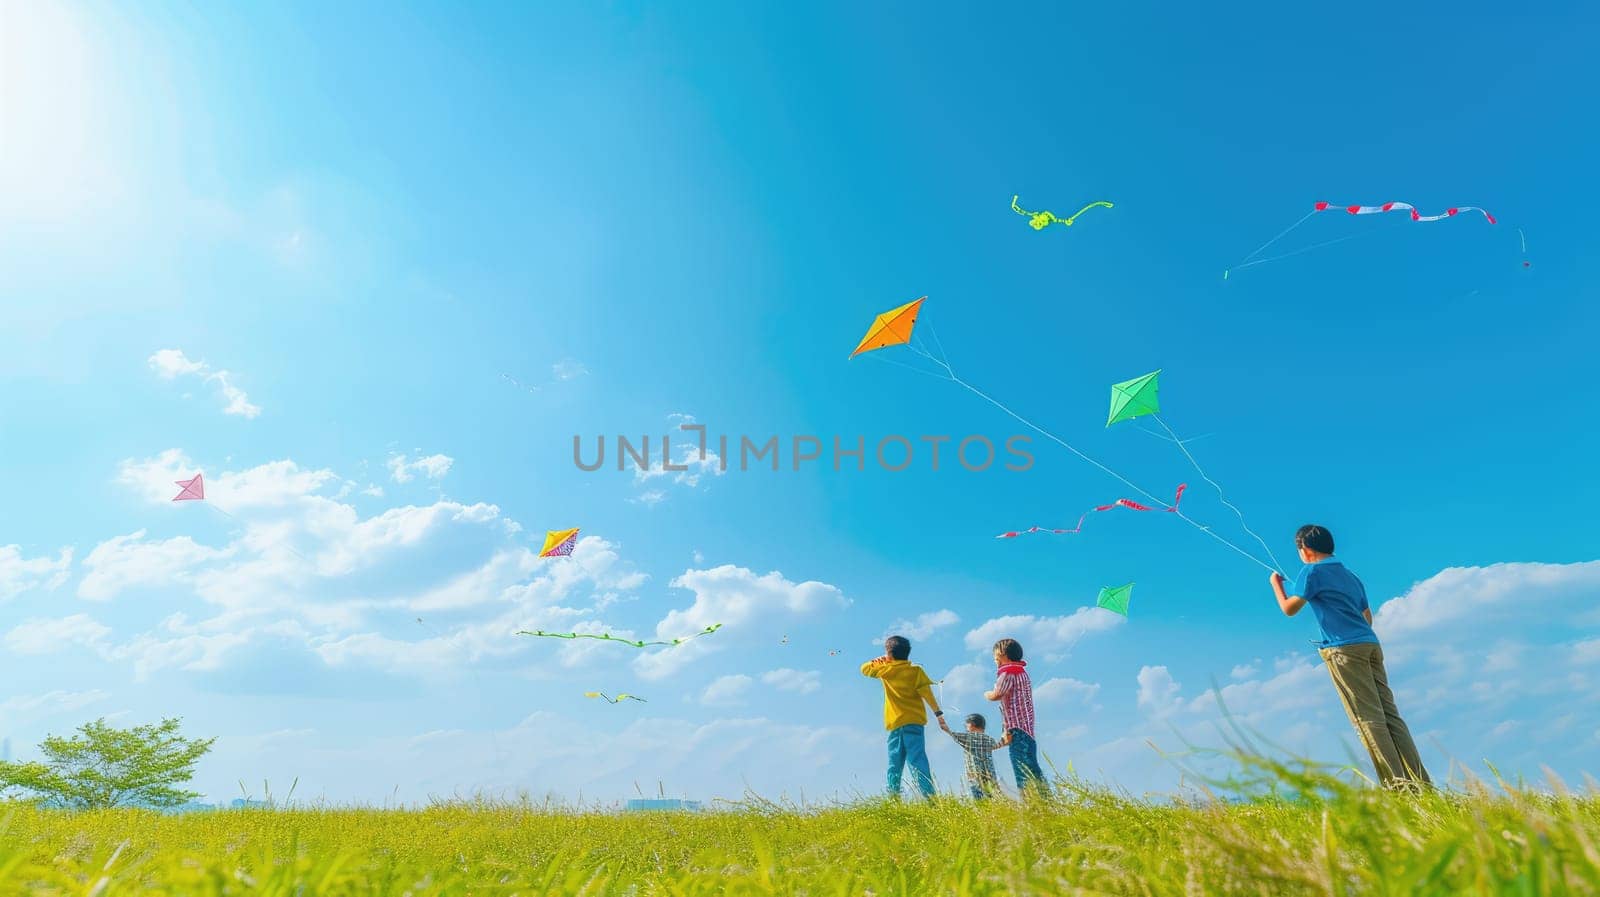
[1320,643,1431,788]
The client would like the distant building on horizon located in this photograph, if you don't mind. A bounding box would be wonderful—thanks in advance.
[624,798,702,812]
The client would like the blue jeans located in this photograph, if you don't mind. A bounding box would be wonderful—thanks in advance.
[886,724,934,798]
[1008,729,1049,794]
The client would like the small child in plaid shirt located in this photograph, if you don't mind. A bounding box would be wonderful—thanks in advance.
[938,712,1004,799]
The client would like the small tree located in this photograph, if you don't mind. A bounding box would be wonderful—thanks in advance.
[0,717,215,809]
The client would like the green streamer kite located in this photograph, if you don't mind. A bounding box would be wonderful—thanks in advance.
[516,623,723,648]
[585,691,647,704]
[1012,195,1114,231]
[1096,582,1134,617]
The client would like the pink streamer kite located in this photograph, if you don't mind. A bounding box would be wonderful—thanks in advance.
[997,484,1187,540]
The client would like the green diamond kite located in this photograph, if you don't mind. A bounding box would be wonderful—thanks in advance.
[1106,370,1161,427]
[1096,582,1134,617]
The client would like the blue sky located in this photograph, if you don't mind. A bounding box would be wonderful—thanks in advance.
[2,1,1598,803]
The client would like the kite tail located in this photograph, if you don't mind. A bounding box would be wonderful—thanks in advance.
[906,343,1278,573]
[1152,416,1287,574]
[1063,201,1114,226]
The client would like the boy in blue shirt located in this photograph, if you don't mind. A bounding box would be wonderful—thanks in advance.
[1269,524,1430,789]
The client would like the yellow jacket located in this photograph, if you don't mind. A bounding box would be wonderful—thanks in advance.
[860,658,941,730]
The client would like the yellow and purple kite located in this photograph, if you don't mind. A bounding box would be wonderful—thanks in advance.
[539,528,579,558]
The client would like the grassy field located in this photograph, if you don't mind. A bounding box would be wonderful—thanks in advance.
[4,757,1599,895]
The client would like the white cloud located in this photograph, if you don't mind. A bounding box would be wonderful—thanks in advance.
[1574,639,1600,665]
[1374,560,1600,641]
[761,668,821,695]
[633,565,849,680]
[1136,665,1181,719]
[4,613,112,655]
[633,448,724,488]
[654,566,848,637]
[963,606,1123,655]
[78,530,225,601]
[147,349,261,419]
[388,453,454,484]
[0,544,72,602]
[552,359,588,381]
[629,416,727,503]
[1187,655,1328,719]
[1034,677,1101,707]
[701,674,753,706]
[881,609,960,642]
[1229,662,1260,681]
[937,662,991,695]
[630,489,667,507]
[147,348,206,378]
[0,689,110,717]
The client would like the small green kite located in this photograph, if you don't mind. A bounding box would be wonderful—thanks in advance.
[1106,370,1161,427]
[1096,582,1134,617]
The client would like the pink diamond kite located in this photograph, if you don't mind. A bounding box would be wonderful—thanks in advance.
[173,473,205,502]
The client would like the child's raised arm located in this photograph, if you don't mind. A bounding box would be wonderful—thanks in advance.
[859,655,891,678]
[1269,572,1307,617]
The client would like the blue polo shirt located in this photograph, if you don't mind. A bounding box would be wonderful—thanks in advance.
[1289,558,1378,648]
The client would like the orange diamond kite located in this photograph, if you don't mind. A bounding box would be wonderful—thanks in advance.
[849,296,925,357]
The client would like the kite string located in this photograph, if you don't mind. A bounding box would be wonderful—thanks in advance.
[1151,415,1287,574]
[416,617,514,778]
[201,501,315,565]
[861,350,960,382]
[1227,228,1386,274]
[904,344,1278,573]
[1225,209,1316,276]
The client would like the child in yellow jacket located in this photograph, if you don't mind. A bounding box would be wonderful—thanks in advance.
[861,635,944,798]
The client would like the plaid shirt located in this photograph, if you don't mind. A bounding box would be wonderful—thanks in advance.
[949,731,999,786]
[994,662,1037,737]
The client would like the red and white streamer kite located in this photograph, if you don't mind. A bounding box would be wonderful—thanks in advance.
[997,484,1187,540]
[1226,199,1501,277]
[1314,201,1496,224]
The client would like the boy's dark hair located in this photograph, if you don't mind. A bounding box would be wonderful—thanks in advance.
[965,713,986,730]
[885,635,911,660]
[1295,524,1335,555]
[993,638,1023,661]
